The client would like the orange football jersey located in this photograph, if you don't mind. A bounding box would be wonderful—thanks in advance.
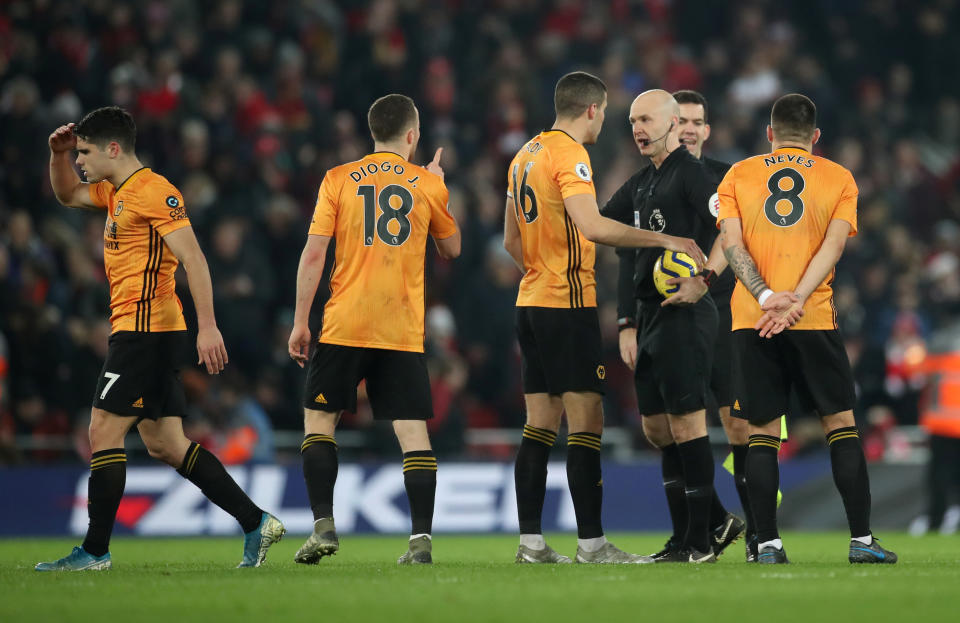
[88,168,191,333]
[308,151,457,353]
[506,130,597,308]
[716,147,858,330]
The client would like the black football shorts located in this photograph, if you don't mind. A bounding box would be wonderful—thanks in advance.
[731,328,856,425]
[303,342,433,420]
[634,295,717,416]
[515,306,605,396]
[92,330,189,420]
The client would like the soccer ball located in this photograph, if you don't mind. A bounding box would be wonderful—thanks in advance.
[653,250,698,298]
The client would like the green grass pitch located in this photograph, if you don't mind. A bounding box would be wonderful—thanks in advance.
[2,533,957,622]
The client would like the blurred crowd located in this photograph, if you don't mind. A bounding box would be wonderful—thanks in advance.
[1,0,959,464]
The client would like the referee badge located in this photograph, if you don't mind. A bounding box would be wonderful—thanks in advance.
[596,365,606,380]
[649,208,666,232]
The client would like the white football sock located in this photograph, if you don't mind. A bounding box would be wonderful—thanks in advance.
[759,538,783,551]
[520,534,545,550]
[577,536,607,553]
[852,534,873,545]
[410,533,431,541]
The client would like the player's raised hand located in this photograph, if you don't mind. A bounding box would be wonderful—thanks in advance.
[49,123,78,153]
[618,327,638,370]
[197,326,229,374]
[288,323,312,368]
[662,235,707,271]
[426,147,444,180]
[661,275,708,307]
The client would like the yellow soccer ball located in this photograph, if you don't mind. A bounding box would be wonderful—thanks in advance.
[653,250,698,298]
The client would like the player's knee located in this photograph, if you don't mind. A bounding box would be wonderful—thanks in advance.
[88,408,128,449]
[641,416,673,448]
[143,438,180,466]
[667,410,707,443]
[393,419,431,453]
[720,409,750,445]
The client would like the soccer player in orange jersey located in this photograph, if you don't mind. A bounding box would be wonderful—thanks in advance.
[718,94,897,564]
[36,107,284,572]
[288,94,460,565]
[504,72,705,564]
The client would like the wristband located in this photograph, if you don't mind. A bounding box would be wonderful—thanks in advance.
[617,317,636,331]
[757,289,774,307]
[699,269,716,288]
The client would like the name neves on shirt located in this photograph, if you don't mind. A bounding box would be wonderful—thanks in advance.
[764,153,815,168]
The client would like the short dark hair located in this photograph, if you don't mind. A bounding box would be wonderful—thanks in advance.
[367,94,418,142]
[554,72,607,120]
[770,94,817,142]
[75,106,137,152]
[673,90,708,122]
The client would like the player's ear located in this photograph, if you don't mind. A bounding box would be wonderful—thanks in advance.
[586,102,597,121]
[812,128,821,145]
[703,124,711,142]
[766,125,774,143]
[107,141,121,158]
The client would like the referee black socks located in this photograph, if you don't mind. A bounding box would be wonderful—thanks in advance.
[515,425,556,535]
[660,443,688,543]
[677,436,714,552]
[402,451,437,535]
[82,448,127,557]
[301,433,338,520]
[827,427,872,538]
[177,442,263,533]
[567,432,604,539]
[747,434,781,542]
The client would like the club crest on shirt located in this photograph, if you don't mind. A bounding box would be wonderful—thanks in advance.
[575,163,591,182]
[649,208,666,232]
[114,201,124,217]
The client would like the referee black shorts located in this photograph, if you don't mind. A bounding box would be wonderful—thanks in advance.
[516,306,605,395]
[634,295,717,416]
[731,328,856,425]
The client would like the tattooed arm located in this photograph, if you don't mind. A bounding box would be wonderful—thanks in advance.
[720,217,802,336]
[720,218,770,299]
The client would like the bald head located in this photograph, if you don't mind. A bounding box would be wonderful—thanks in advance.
[628,90,681,162]
[631,89,680,118]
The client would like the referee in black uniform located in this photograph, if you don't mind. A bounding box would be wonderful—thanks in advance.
[601,89,741,563]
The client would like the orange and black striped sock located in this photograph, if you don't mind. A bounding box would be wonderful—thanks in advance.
[747,435,781,542]
[516,426,557,534]
[403,451,437,535]
[567,432,603,539]
[301,434,338,520]
[827,427,871,538]
[82,448,127,557]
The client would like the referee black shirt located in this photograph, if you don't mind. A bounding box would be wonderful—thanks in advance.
[601,146,733,320]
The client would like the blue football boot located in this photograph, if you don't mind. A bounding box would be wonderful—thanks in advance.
[237,512,286,568]
[35,546,112,571]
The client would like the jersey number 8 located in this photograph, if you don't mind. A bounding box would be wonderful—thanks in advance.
[764,168,805,227]
[358,184,413,246]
